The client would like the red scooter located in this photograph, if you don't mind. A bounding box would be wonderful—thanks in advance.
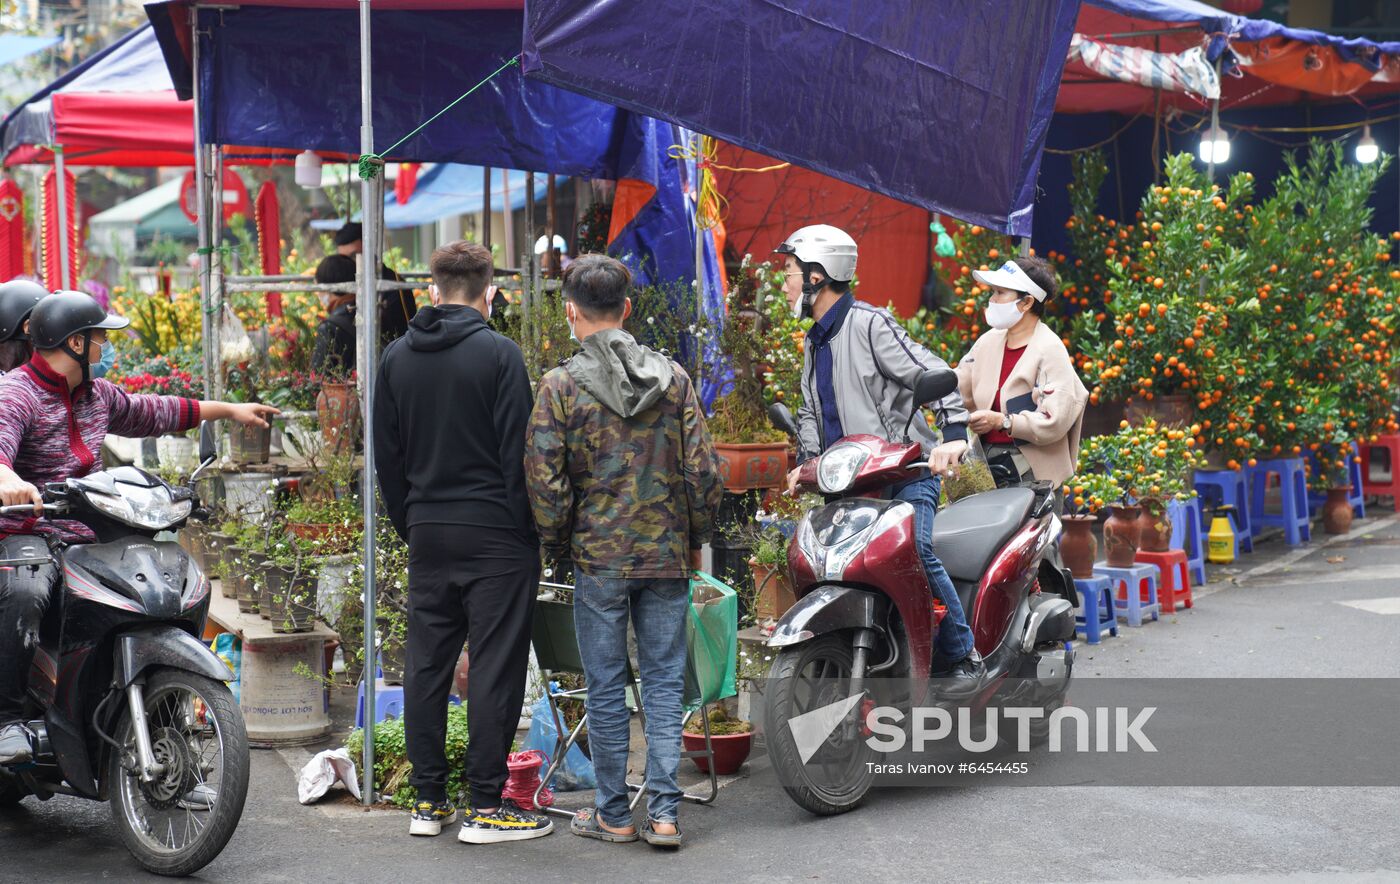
[763,369,1077,815]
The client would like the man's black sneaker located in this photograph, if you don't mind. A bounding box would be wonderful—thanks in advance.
[938,650,987,699]
[458,800,554,844]
[409,799,458,836]
[0,722,34,766]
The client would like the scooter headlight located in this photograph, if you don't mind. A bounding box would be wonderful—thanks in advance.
[85,485,192,531]
[817,442,869,494]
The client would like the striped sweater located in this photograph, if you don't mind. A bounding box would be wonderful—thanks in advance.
[0,356,200,542]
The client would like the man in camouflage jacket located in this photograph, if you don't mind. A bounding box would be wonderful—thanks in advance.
[525,255,722,847]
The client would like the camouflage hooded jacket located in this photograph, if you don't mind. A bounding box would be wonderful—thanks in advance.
[525,328,723,578]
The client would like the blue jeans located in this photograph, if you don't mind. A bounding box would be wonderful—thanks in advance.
[573,574,689,827]
[893,476,976,662]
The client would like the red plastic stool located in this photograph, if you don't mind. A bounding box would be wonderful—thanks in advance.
[1360,434,1400,504]
[1134,549,1193,613]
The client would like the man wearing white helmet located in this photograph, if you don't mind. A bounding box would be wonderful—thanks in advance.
[776,225,983,693]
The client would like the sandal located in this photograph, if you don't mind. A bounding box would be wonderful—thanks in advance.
[570,808,638,843]
[640,817,682,849]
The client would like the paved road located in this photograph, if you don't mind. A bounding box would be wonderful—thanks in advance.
[4,513,1400,883]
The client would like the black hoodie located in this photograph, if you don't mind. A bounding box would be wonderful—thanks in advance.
[373,303,537,545]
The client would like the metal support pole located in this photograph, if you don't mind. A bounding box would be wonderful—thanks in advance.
[502,168,514,268]
[482,166,492,258]
[210,150,225,400]
[546,174,558,276]
[192,15,214,399]
[525,171,535,351]
[357,0,379,807]
[1206,96,1219,184]
[52,145,71,291]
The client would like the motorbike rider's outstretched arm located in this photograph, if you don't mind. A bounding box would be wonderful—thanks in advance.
[865,309,969,474]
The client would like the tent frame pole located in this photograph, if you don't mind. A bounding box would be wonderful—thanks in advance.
[357,0,380,807]
[192,13,215,399]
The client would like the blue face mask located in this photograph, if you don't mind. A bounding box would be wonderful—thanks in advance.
[91,340,116,379]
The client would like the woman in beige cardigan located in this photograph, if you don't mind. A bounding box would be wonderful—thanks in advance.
[955,256,1088,505]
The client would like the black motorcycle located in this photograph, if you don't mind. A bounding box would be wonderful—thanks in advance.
[0,422,248,877]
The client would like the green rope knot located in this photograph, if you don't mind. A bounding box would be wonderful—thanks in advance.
[356,55,520,181]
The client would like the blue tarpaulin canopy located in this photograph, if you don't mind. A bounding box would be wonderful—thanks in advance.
[522,0,1082,236]
[308,165,563,230]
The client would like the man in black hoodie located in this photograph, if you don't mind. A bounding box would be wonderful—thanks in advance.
[373,240,552,844]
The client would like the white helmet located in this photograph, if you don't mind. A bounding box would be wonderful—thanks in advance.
[775,224,858,282]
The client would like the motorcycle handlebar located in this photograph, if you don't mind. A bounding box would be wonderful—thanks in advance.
[0,502,67,517]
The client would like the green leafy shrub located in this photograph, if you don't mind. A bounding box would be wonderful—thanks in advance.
[346,703,470,808]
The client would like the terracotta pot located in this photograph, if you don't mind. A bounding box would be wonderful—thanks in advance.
[1322,487,1354,535]
[287,520,360,554]
[1124,394,1194,429]
[1103,505,1142,567]
[1136,497,1172,553]
[1059,515,1098,579]
[682,729,752,775]
[316,382,361,456]
[749,559,796,622]
[229,422,272,465]
[454,649,470,699]
[714,442,788,491]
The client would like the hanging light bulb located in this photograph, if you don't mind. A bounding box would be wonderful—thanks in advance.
[294,150,323,188]
[1356,124,1379,164]
[1198,124,1231,165]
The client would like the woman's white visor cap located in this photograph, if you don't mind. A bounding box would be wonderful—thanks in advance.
[972,260,1047,302]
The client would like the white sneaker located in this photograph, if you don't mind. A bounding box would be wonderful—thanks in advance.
[409,800,459,836]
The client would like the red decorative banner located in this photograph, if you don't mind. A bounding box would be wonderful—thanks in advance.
[255,180,283,318]
[0,179,24,282]
[41,168,77,291]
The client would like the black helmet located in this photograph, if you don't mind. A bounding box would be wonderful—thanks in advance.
[0,280,49,343]
[29,290,129,350]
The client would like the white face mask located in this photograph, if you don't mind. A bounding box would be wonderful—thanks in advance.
[984,299,1026,330]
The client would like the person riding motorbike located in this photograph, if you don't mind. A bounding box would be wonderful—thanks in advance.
[778,224,984,693]
[0,279,48,374]
[0,291,278,765]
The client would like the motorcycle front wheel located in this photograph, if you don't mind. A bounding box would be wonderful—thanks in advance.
[764,634,879,816]
[107,668,249,877]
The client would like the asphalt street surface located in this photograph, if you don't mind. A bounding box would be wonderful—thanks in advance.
[4,510,1400,883]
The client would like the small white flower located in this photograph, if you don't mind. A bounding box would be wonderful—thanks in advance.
[647,316,656,325]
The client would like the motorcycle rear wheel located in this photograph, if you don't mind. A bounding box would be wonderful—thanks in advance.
[765,634,879,816]
[107,668,249,877]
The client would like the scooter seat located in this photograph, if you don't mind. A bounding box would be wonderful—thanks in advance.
[929,487,1035,584]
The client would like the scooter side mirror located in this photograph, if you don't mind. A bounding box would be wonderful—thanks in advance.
[768,402,799,440]
[197,420,217,464]
[913,368,958,409]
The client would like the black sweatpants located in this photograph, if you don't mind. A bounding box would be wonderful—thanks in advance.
[0,536,57,726]
[404,524,538,809]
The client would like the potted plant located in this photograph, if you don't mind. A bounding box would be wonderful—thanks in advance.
[1078,419,1201,563]
[316,370,360,457]
[1312,441,1357,535]
[682,706,752,775]
[1060,472,1122,578]
[267,541,320,634]
[226,362,273,464]
[746,524,794,628]
[704,268,791,491]
[266,370,323,460]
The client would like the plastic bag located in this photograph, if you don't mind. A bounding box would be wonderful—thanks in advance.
[219,302,254,366]
[520,693,596,791]
[210,633,241,704]
[297,748,362,804]
[683,570,738,708]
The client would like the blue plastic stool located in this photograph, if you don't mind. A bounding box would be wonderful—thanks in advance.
[1246,458,1312,546]
[1073,575,1118,644]
[1094,563,1161,627]
[1193,469,1254,554]
[356,677,461,728]
[1305,442,1366,519]
[1167,497,1208,587]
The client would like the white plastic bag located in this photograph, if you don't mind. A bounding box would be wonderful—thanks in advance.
[297,748,362,804]
[219,302,254,366]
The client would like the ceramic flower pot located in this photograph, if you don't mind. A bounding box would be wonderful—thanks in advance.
[749,559,796,623]
[1059,515,1099,579]
[714,442,788,491]
[1323,487,1354,535]
[229,422,272,465]
[1136,497,1172,553]
[316,382,360,456]
[682,729,752,775]
[1104,504,1142,568]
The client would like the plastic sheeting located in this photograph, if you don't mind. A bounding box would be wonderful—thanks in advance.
[522,0,1081,237]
